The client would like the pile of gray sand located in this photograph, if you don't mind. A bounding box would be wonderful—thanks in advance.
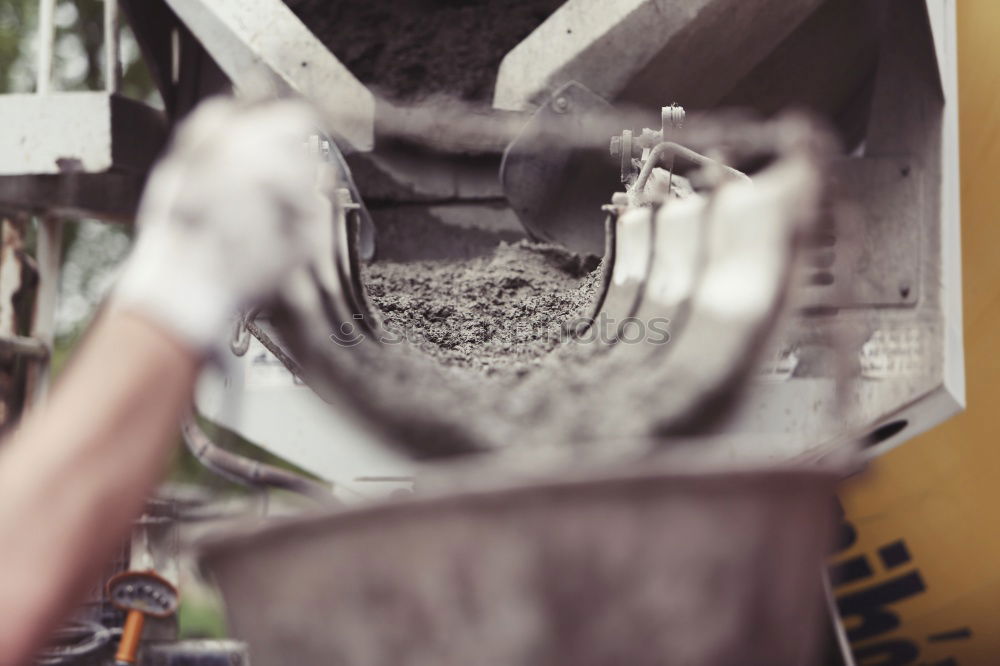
[363,240,601,377]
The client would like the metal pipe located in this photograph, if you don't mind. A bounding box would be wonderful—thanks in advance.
[27,216,62,404]
[0,335,49,359]
[34,620,111,665]
[35,0,56,94]
[631,141,750,202]
[104,0,121,92]
[180,414,336,504]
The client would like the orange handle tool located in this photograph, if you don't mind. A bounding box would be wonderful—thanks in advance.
[114,609,144,664]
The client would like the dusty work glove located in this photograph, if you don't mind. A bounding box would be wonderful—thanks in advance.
[113,97,327,354]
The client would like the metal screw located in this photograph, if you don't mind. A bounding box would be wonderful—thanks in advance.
[552,96,569,113]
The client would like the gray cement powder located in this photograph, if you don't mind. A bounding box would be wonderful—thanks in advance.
[338,240,673,457]
[363,240,602,377]
[338,239,624,456]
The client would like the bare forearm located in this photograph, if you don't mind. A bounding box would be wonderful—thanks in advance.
[0,312,199,663]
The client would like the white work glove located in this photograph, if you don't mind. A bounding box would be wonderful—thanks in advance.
[113,97,327,354]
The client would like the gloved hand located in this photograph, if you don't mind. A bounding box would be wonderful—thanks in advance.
[113,97,327,354]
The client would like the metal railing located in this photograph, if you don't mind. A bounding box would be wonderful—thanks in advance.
[1,0,127,402]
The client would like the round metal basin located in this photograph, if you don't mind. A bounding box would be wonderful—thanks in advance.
[200,462,838,666]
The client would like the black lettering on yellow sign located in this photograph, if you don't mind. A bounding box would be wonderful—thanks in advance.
[829,500,972,665]
[838,571,926,642]
[853,640,919,665]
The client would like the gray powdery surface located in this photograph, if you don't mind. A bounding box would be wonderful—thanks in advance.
[282,0,566,104]
[363,240,602,377]
[341,240,678,456]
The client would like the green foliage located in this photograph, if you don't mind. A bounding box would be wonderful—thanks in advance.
[0,0,35,91]
[177,594,228,640]
[1,0,159,100]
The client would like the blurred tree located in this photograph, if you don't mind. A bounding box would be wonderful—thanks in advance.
[77,0,103,90]
[0,0,35,90]
[1,0,122,95]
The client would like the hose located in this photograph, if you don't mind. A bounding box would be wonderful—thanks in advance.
[180,414,336,505]
[631,141,750,204]
[34,621,111,665]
